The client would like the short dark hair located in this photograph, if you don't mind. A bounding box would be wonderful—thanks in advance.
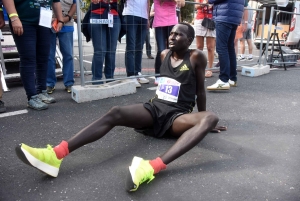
[178,22,195,41]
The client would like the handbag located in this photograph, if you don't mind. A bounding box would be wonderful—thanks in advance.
[201,6,216,31]
[201,17,215,31]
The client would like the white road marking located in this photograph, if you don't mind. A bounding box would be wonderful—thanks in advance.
[147,87,157,90]
[83,60,92,64]
[0,109,28,118]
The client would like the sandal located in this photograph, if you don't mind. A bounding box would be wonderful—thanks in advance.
[205,70,213,78]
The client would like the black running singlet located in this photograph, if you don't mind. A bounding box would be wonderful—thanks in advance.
[154,50,197,108]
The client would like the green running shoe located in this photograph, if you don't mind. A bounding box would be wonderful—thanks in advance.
[15,143,62,177]
[125,156,155,192]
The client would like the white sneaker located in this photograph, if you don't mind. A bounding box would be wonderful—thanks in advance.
[129,76,141,88]
[237,55,246,61]
[228,79,237,87]
[207,79,230,90]
[247,57,253,61]
[137,72,149,84]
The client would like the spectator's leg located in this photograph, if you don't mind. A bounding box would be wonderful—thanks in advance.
[134,17,147,75]
[145,29,152,57]
[104,15,121,80]
[216,22,232,83]
[240,39,246,55]
[206,37,216,69]
[228,25,238,82]
[47,33,58,88]
[196,36,204,50]
[154,27,168,74]
[124,15,137,76]
[12,24,37,100]
[58,32,74,87]
[89,14,107,84]
[36,26,52,94]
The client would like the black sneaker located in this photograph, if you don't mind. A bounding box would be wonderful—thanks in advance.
[0,100,6,113]
[47,86,55,94]
[147,55,154,59]
[65,86,72,93]
[214,62,220,68]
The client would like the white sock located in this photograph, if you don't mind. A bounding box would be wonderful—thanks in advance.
[240,54,245,58]
[248,54,253,58]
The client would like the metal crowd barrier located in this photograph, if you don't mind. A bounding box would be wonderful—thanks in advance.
[263,6,300,68]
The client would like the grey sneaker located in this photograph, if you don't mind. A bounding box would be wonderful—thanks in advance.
[38,90,56,104]
[28,95,48,110]
[0,100,6,113]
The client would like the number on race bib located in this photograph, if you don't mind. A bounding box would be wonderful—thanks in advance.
[165,86,172,94]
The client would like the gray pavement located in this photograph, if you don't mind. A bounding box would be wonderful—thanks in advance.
[1,63,300,200]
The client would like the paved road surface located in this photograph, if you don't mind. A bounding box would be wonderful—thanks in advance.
[1,62,299,200]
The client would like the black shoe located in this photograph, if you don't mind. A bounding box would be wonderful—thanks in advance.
[47,86,55,94]
[214,62,220,68]
[0,100,6,113]
[65,86,72,93]
[147,55,154,59]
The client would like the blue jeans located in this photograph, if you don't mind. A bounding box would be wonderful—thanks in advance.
[11,24,51,100]
[154,26,174,74]
[88,14,121,84]
[215,21,238,82]
[124,15,147,76]
[47,31,74,88]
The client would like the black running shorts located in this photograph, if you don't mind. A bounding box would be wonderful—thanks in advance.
[143,99,193,138]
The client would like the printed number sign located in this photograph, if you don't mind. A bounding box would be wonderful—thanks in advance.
[156,77,181,103]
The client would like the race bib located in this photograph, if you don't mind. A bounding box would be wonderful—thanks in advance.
[156,77,181,103]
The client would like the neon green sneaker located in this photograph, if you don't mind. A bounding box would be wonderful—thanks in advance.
[15,143,62,177]
[125,156,155,192]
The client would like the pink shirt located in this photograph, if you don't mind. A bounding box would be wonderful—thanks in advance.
[153,0,178,28]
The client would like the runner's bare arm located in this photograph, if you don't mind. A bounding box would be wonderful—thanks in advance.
[190,49,207,112]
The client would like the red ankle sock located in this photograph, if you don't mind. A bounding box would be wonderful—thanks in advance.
[53,140,69,159]
[149,157,167,174]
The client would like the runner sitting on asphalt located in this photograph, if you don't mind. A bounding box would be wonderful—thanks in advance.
[15,23,221,192]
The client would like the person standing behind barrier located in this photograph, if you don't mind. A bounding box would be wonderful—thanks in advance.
[153,0,185,84]
[88,0,121,85]
[3,0,64,110]
[0,0,5,113]
[207,0,247,90]
[237,5,253,61]
[144,28,154,59]
[194,0,215,78]
[47,0,76,94]
[123,0,150,88]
